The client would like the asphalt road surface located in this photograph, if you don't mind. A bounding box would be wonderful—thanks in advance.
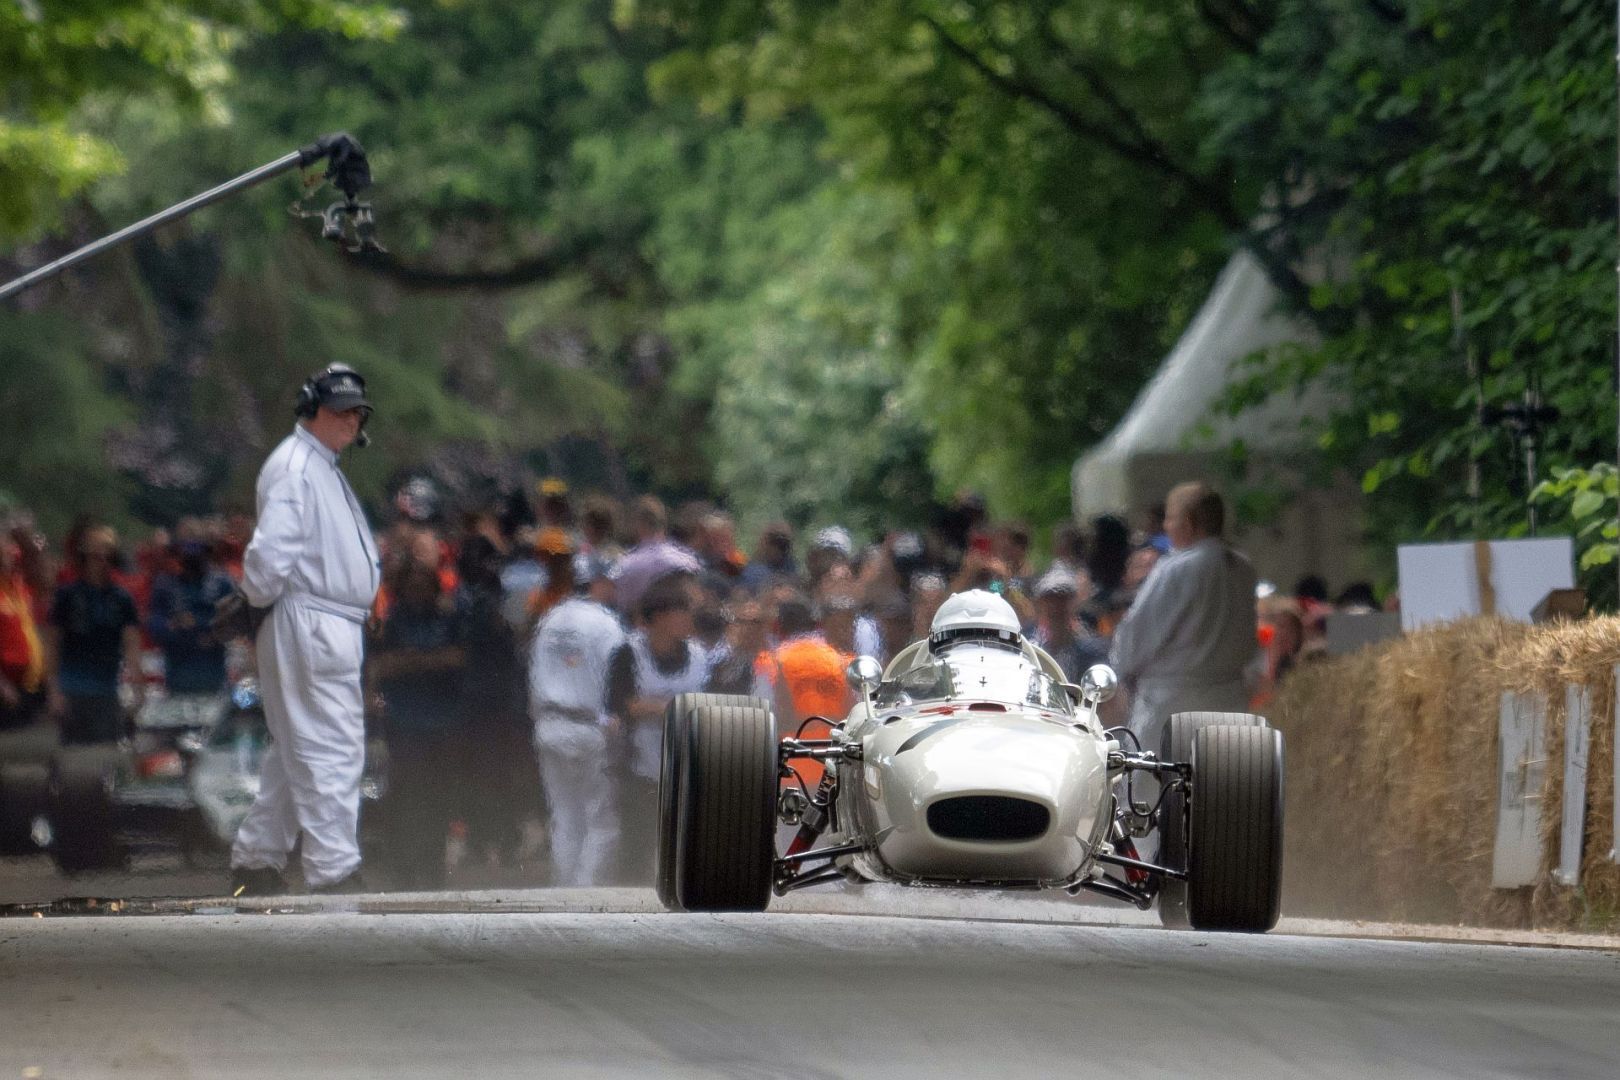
[2,899,1617,1080]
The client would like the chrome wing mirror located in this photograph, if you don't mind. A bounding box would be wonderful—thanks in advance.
[846,655,883,696]
[1074,664,1118,709]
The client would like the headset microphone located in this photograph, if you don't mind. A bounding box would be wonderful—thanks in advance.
[354,402,373,449]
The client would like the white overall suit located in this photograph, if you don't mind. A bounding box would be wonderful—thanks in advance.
[231,424,380,887]
[1110,537,1257,859]
[528,596,627,886]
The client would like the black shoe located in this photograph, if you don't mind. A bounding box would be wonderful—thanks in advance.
[230,867,286,898]
[309,870,368,895]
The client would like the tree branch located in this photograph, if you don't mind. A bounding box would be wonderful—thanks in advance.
[1363,0,1406,25]
[923,13,1327,333]
[923,17,1212,203]
[344,233,604,292]
[1033,18,1194,179]
[1194,0,1260,54]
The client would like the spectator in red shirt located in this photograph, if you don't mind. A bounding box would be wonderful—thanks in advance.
[0,537,46,730]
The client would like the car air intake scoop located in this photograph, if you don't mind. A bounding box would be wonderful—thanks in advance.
[927,796,1051,842]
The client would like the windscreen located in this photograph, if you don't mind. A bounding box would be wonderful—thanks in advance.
[876,646,1069,713]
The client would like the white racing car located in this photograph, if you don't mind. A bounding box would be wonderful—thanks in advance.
[657,590,1284,931]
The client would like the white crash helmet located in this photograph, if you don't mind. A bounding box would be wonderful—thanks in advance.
[929,589,1023,653]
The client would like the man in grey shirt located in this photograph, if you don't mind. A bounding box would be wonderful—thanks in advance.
[1110,482,1258,855]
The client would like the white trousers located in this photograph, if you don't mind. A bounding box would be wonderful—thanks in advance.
[231,598,366,888]
[1126,679,1249,862]
[534,716,619,887]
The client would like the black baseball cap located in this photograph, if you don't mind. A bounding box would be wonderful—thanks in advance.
[318,364,371,412]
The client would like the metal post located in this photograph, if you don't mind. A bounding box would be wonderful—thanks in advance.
[0,152,303,302]
[1526,393,1540,537]
[1451,285,1483,535]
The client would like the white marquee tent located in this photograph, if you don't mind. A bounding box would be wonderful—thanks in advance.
[1071,251,1369,587]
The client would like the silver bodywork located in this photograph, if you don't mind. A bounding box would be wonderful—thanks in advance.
[823,639,1115,889]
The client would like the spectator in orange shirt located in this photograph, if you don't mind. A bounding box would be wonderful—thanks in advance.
[758,597,851,788]
[0,537,46,730]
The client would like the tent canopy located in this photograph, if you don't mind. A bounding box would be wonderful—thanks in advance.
[1071,252,1366,587]
[1073,251,1320,521]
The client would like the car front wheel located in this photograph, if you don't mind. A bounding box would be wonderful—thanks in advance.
[1184,724,1285,932]
[668,700,777,912]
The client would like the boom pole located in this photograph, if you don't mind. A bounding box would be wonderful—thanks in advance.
[0,133,374,303]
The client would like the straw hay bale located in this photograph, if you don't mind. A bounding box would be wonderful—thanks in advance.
[1499,618,1620,928]
[1266,616,1618,931]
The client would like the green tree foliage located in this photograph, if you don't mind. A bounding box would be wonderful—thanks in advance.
[676,181,937,536]
[637,0,1251,521]
[0,0,405,530]
[0,309,132,535]
[1202,0,1617,594]
[7,0,1615,577]
[0,0,401,241]
[7,0,928,530]
[6,0,671,518]
[1534,465,1618,609]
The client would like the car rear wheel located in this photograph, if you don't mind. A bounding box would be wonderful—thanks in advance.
[48,747,127,874]
[1157,711,1267,929]
[0,763,50,855]
[1185,724,1284,932]
[670,700,777,912]
[656,693,763,911]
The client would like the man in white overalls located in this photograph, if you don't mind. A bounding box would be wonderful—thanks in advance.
[230,364,381,896]
[528,551,627,886]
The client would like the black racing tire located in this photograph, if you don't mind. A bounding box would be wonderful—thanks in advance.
[1185,724,1284,932]
[656,693,762,911]
[47,747,127,875]
[0,764,49,855]
[1158,711,1267,929]
[672,701,778,912]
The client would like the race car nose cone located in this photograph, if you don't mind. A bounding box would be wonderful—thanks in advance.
[868,713,1109,884]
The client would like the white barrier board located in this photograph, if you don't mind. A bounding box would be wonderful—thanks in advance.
[1397,537,1574,632]
[1493,690,1548,888]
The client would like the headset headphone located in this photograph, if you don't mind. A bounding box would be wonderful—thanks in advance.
[295,363,372,448]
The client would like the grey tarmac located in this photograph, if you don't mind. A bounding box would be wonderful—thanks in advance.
[1,891,1617,1079]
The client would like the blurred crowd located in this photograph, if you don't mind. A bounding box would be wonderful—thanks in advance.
[0,481,1390,889]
